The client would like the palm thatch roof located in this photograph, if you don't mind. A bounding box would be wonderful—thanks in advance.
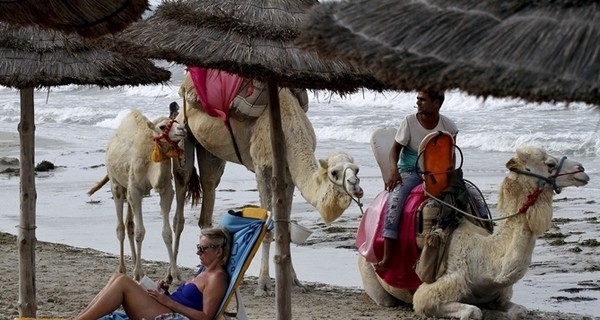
[90,0,386,93]
[0,23,171,89]
[299,0,600,105]
[0,0,149,38]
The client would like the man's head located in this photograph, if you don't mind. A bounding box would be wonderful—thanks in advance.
[416,90,445,115]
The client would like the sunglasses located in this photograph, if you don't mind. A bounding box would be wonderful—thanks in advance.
[196,244,220,254]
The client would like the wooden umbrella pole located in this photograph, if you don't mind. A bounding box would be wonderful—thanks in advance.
[267,81,292,320]
[18,87,37,317]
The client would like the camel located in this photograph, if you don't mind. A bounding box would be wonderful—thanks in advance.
[359,146,589,319]
[88,107,186,282]
[172,73,364,294]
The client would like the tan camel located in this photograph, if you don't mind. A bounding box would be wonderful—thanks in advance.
[359,146,589,319]
[173,73,364,294]
[88,108,186,282]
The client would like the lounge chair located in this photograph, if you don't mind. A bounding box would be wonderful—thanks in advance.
[214,207,272,320]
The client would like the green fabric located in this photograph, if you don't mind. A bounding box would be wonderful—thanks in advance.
[398,147,418,172]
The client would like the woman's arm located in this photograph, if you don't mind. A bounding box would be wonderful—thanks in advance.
[149,272,228,320]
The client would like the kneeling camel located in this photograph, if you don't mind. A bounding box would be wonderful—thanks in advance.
[360,146,589,319]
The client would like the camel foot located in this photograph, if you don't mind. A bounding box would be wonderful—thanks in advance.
[507,304,528,320]
[165,267,182,285]
[254,276,274,297]
[292,276,310,293]
[458,306,483,320]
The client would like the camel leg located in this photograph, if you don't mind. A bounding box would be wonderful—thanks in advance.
[156,183,179,283]
[125,203,136,268]
[172,134,198,281]
[127,186,146,281]
[197,144,225,228]
[357,256,399,307]
[255,166,273,296]
[482,288,528,320]
[111,183,127,275]
[413,275,483,320]
[254,166,302,296]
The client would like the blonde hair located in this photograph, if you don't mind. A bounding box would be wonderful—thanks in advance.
[201,227,232,266]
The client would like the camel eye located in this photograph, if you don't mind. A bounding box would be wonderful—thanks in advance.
[159,125,167,131]
[330,170,339,178]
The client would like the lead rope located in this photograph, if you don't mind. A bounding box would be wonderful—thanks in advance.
[423,188,525,222]
[341,167,364,215]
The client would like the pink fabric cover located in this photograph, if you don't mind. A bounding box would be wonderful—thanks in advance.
[355,184,428,291]
[187,66,244,122]
[356,190,389,263]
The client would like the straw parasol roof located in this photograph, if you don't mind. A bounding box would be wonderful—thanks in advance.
[298,0,600,105]
[0,21,170,318]
[91,0,386,93]
[0,23,171,88]
[0,0,149,38]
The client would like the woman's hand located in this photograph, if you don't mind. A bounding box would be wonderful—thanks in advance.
[147,289,171,307]
[156,279,170,294]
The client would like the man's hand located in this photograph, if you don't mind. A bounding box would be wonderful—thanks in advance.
[385,171,402,191]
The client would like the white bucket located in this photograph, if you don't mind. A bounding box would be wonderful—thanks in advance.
[290,221,313,244]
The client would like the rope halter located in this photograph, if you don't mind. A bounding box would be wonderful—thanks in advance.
[329,166,364,215]
[509,156,583,214]
[153,118,178,145]
[151,118,184,162]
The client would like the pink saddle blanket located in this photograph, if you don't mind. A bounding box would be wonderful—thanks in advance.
[355,184,428,290]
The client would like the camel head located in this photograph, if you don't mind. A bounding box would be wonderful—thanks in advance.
[506,146,589,192]
[316,151,364,223]
[150,116,186,162]
[501,146,589,235]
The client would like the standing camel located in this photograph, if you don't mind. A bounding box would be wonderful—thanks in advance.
[88,108,186,282]
[359,146,589,319]
[172,73,364,295]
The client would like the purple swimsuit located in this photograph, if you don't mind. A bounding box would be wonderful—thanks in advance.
[169,283,203,310]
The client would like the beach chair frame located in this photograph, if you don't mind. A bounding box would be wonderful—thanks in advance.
[214,207,273,320]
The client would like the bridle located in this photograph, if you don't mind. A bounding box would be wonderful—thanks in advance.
[153,118,180,147]
[329,166,364,215]
[152,118,184,160]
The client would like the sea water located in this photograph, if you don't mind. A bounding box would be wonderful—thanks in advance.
[1,62,599,316]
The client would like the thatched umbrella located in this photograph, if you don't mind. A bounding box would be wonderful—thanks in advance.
[92,0,385,92]
[0,22,170,318]
[92,1,384,318]
[298,0,600,106]
[0,0,149,38]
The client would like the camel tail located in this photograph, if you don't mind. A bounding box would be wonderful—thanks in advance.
[88,175,110,196]
[185,167,202,207]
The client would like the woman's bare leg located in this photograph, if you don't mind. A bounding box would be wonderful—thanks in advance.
[75,273,170,320]
[78,273,122,316]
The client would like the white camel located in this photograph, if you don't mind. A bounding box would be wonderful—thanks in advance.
[88,108,186,282]
[359,146,589,319]
[173,73,364,294]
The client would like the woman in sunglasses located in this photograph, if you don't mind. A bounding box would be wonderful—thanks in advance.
[75,227,232,320]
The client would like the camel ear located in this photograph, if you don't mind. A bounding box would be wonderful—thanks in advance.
[318,158,329,169]
[506,158,517,170]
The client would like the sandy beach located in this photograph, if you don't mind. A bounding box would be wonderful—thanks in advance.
[1,232,597,320]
